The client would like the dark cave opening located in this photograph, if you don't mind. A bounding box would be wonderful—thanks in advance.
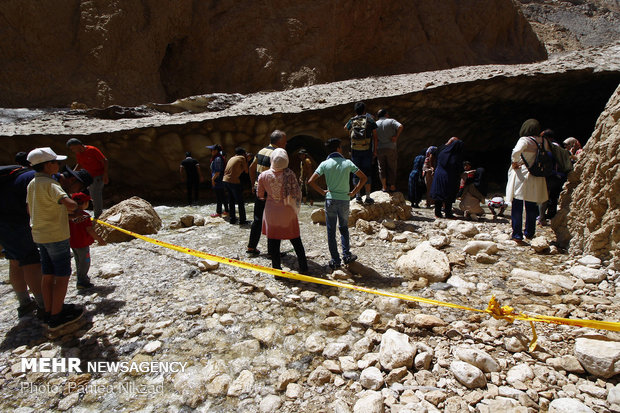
[390,71,620,194]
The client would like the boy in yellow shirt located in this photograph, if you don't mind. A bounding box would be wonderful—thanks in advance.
[26,147,84,331]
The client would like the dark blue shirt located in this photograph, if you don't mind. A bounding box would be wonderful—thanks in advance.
[0,168,35,223]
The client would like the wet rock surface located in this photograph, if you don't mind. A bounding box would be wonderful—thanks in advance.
[1,200,618,412]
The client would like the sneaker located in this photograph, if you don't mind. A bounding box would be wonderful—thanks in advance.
[328,260,341,270]
[222,212,229,216]
[364,196,374,204]
[76,281,94,290]
[343,254,357,265]
[210,213,221,218]
[36,307,50,327]
[17,301,37,318]
[355,195,363,204]
[246,248,260,257]
[47,306,85,331]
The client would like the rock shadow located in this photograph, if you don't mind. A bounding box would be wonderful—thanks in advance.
[0,317,47,351]
[346,261,403,288]
[407,214,436,223]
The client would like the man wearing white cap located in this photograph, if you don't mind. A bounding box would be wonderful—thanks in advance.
[26,147,84,331]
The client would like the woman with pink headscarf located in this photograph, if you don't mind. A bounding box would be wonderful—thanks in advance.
[257,148,308,273]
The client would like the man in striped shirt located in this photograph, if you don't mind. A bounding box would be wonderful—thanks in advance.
[246,130,287,256]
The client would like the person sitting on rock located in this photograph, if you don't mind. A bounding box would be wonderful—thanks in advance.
[459,167,487,221]
[308,138,367,270]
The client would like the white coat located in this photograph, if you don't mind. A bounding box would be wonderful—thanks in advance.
[505,136,549,204]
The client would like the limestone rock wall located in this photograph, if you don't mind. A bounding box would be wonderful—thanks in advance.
[0,0,546,108]
[552,85,620,265]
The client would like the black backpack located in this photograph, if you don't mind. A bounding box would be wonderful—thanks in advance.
[521,137,554,177]
[0,165,28,187]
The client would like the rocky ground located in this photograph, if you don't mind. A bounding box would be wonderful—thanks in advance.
[0,193,618,412]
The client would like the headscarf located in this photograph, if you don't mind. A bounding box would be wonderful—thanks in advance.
[445,136,460,146]
[563,137,581,151]
[270,148,289,171]
[519,119,541,137]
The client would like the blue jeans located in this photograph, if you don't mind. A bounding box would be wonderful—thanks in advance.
[325,199,351,264]
[37,239,71,277]
[511,198,538,240]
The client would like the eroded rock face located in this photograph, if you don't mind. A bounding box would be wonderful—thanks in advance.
[552,85,620,264]
[0,0,545,107]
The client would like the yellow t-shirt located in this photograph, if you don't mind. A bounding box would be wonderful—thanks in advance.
[26,173,70,243]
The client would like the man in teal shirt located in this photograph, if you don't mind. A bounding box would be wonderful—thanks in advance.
[308,138,367,269]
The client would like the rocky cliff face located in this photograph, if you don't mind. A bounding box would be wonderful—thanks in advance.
[552,84,620,267]
[516,0,620,54]
[0,0,545,108]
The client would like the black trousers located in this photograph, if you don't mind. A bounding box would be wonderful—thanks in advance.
[248,196,266,249]
[214,188,228,214]
[186,178,199,205]
[268,237,308,273]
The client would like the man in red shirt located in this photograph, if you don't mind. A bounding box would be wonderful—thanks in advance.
[66,138,109,218]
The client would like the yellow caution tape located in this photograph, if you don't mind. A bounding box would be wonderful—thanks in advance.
[95,219,620,348]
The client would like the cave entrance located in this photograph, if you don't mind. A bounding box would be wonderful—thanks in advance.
[286,134,327,164]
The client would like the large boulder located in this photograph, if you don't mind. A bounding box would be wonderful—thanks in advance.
[96,196,162,243]
[395,241,451,282]
[348,191,412,225]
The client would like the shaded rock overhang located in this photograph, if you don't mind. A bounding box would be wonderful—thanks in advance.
[1,46,619,201]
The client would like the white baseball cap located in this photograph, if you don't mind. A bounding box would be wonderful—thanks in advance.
[27,147,68,166]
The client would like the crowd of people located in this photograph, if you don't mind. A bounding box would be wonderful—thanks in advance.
[1,104,584,333]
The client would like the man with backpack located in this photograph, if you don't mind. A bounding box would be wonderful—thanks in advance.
[0,158,45,320]
[344,102,378,204]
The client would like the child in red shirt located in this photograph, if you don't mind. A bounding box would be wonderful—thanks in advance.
[69,193,106,289]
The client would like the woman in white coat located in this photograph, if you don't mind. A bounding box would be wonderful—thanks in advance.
[505,119,549,242]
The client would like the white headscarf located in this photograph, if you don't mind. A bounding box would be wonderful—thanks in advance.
[270,148,289,171]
